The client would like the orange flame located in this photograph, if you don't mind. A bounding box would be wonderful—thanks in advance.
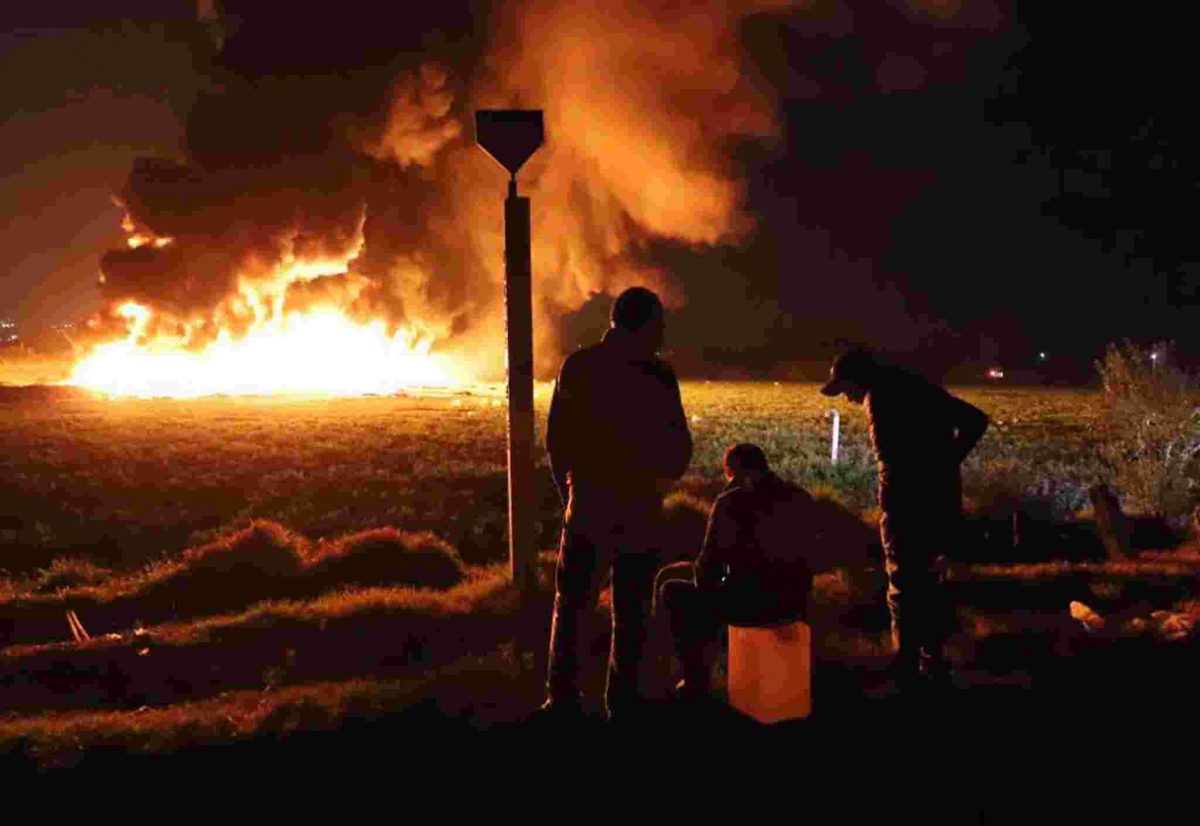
[126,235,174,250]
[68,302,455,398]
[70,218,459,398]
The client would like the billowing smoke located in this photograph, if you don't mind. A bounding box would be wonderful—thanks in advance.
[78,0,1023,388]
[78,0,808,380]
[465,0,803,371]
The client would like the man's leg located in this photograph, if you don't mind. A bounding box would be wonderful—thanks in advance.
[881,511,925,683]
[658,575,722,698]
[922,513,962,678]
[605,550,660,718]
[544,524,604,710]
[919,554,955,681]
[653,560,696,618]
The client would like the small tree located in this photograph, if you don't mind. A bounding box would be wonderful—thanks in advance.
[1095,340,1200,523]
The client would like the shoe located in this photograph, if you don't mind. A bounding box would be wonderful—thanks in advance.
[533,695,585,724]
[604,696,656,727]
[884,655,924,695]
[672,678,710,703]
[920,656,955,690]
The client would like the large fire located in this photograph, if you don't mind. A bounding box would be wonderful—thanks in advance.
[60,2,819,398]
[69,302,454,398]
[68,223,458,398]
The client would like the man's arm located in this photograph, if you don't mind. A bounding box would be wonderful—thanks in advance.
[545,356,580,505]
[695,493,738,590]
[946,393,989,464]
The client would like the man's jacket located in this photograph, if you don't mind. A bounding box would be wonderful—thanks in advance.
[694,472,814,623]
[546,329,692,503]
[865,365,989,515]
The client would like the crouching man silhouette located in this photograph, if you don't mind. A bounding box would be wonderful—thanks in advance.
[656,443,814,701]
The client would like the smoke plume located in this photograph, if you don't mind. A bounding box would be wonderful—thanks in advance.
[80,1,988,384]
[77,0,807,379]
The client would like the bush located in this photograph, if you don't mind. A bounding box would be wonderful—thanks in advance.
[32,558,112,593]
[659,491,711,564]
[182,520,304,578]
[1094,341,1200,523]
[304,528,466,591]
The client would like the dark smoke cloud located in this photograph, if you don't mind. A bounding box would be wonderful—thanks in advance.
[85,0,1021,377]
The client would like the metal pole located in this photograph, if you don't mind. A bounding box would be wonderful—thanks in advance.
[828,408,840,464]
[505,176,536,595]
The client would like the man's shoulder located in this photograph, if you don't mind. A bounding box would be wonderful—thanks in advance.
[871,365,944,403]
[766,475,813,507]
[712,481,751,510]
[557,344,603,379]
[625,352,678,386]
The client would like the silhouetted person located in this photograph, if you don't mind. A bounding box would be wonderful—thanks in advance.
[541,287,693,721]
[821,348,988,689]
[656,444,814,701]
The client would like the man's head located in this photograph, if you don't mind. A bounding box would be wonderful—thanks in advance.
[820,347,876,404]
[723,442,770,484]
[610,287,665,355]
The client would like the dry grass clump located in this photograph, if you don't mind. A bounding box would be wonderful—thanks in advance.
[807,496,880,572]
[659,491,711,565]
[302,528,465,591]
[0,646,531,771]
[967,555,1200,582]
[31,558,113,594]
[181,520,305,578]
[0,521,474,646]
[812,568,854,605]
[1138,541,1200,564]
[0,566,526,716]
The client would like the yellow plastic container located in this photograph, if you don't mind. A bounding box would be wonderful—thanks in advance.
[727,620,812,724]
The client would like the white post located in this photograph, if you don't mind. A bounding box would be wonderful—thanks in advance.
[828,409,840,464]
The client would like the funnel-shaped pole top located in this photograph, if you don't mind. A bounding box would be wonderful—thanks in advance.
[476,110,544,179]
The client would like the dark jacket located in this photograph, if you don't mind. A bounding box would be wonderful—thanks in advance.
[694,472,814,622]
[546,329,692,503]
[865,365,989,515]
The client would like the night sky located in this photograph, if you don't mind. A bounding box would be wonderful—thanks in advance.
[2,2,1196,380]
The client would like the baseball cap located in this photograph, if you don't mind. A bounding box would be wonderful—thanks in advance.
[820,348,875,396]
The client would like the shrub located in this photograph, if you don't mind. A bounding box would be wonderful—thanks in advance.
[304,528,466,591]
[1094,341,1200,523]
[33,558,112,593]
[805,494,880,572]
[659,491,711,564]
[182,520,304,579]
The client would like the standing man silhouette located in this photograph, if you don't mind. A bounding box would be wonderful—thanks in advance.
[540,287,693,722]
[821,348,988,690]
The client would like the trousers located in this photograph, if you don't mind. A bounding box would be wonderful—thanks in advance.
[655,560,809,690]
[545,488,661,716]
[879,508,958,670]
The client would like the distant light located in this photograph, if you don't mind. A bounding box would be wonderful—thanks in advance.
[1151,352,1159,363]
[1038,351,1047,360]
[986,367,1005,380]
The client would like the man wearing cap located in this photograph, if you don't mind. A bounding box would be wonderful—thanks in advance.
[656,443,814,701]
[821,348,988,689]
[540,286,693,722]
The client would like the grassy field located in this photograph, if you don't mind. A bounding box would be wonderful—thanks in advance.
[0,380,1196,770]
[0,381,1106,573]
